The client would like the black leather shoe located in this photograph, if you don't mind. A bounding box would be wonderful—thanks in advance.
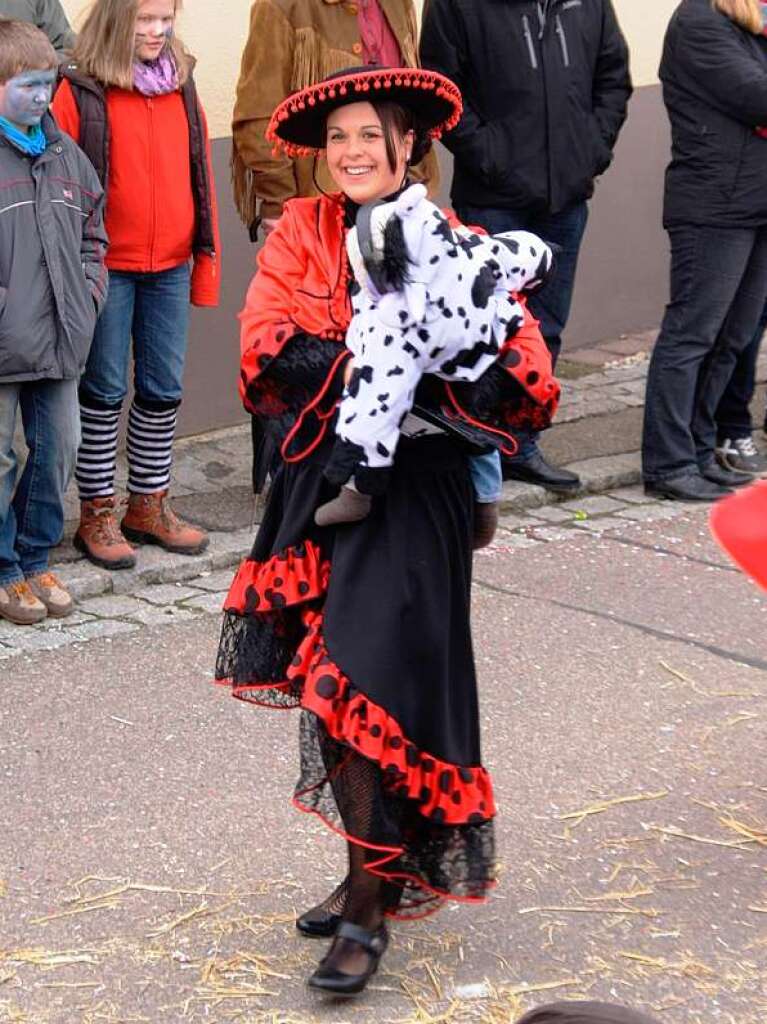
[700,460,753,489]
[296,878,347,938]
[644,471,732,502]
[296,908,342,938]
[502,450,581,493]
[307,921,389,996]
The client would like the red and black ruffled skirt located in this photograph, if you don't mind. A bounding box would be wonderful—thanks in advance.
[215,434,496,918]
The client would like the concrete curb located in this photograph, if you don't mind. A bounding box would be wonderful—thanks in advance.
[52,527,255,602]
[51,452,643,601]
[498,450,641,513]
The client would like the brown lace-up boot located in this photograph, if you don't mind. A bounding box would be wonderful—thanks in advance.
[121,491,209,555]
[74,497,137,570]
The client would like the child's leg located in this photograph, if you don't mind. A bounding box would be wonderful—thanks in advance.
[13,379,80,577]
[76,270,135,500]
[0,382,22,585]
[129,264,189,495]
[121,265,207,555]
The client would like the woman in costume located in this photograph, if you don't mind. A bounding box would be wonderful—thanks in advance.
[215,65,559,996]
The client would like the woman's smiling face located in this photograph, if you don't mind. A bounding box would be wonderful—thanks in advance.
[325,101,413,204]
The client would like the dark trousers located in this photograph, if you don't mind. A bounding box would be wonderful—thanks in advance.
[455,201,589,459]
[715,298,767,441]
[642,224,767,482]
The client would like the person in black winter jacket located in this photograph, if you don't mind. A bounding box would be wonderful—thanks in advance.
[642,0,767,501]
[420,0,631,493]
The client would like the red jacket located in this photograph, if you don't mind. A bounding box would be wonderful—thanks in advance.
[52,78,220,306]
[240,194,559,455]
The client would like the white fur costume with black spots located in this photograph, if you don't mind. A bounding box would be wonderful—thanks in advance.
[338,183,552,473]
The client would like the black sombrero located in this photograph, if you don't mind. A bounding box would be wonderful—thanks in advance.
[266,65,463,157]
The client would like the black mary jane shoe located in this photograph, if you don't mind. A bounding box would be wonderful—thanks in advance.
[307,921,389,996]
[296,877,348,938]
[296,907,342,938]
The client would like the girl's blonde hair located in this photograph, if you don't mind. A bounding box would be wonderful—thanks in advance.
[73,0,192,90]
[711,0,763,33]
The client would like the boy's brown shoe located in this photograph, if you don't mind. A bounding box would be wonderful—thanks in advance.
[27,571,75,618]
[74,497,137,570]
[0,579,47,625]
[121,491,209,555]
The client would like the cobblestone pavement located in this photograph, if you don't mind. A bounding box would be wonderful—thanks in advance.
[0,482,721,660]
[2,345,764,659]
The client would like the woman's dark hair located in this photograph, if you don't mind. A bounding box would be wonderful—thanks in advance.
[370,100,432,170]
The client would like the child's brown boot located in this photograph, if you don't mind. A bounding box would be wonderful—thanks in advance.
[74,497,137,570]
[0,579,47,625]
[27,571,75,618]
[314,486,372,527]
[121,491,209,555]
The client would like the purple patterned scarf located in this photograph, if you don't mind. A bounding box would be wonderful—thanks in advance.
[133,51,179,96]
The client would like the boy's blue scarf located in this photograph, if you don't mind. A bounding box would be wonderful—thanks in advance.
[0,116,47,156]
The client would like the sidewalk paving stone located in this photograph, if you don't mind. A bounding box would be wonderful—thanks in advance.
[559,494,625,516]
[525,505,575,524]
[616,503,692,522]
[63,619,141,643]
[53,562,113,601]
[132,583,204,606]
[181,592,226,615]
[607,485,652,504]
[571,515,630,533]
[187,568,242,592]
[126,604,197,628]
[78,594,145,619]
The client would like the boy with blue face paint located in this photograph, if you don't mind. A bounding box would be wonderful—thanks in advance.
[0,20,107,625]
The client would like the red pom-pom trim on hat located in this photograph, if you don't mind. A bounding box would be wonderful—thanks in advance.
[266,67,463,159]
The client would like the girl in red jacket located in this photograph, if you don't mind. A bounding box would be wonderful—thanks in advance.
[52,0,220,569]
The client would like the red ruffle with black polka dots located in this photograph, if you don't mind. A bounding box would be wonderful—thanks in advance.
[224,542,495,827]
[224,540,329,615]
[288,607,495,827]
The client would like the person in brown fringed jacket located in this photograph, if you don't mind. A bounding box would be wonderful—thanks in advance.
[231,0,439,240]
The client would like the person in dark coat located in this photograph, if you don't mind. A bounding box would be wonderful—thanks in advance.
[642,0,767,501]
[420,0,631,493]
[0,0,74,56]
[517,1001,661,1024]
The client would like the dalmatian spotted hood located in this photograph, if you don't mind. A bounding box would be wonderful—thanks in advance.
[239,191,560,450]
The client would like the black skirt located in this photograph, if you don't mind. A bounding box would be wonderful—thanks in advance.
[215,434,496,918]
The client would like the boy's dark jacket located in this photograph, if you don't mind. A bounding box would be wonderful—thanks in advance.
[660,0,767,228]
[0,111,108,382]
[420,0,631,214]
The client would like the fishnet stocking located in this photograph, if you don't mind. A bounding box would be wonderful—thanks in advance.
[321,751,386,976]
[300,875,349,925]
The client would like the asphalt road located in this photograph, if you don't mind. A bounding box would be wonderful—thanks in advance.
[2,506,766,1024]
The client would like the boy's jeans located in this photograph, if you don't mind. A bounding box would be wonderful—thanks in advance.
[0,379,80,585]
[469,449,502,503]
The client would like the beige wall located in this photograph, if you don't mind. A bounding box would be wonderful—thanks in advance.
[62,0,678,139]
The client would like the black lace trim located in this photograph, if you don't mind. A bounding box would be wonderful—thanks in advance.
[448,363,553,435]
[245,333,346,450]
[216,609,307,698]
[295,711,496,919]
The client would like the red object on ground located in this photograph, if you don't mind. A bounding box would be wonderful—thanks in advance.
[709,479,767,590]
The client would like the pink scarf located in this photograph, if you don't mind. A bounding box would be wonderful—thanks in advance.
[133,51,179,96]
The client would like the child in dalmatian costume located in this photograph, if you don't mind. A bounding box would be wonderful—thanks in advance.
[315,183,553,526]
